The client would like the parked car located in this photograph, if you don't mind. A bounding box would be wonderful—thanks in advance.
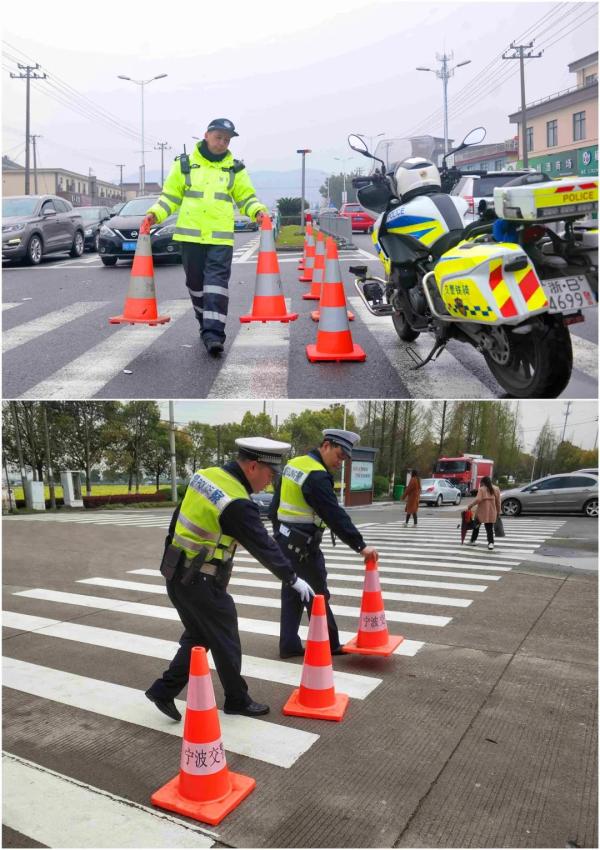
[234,214,258,232]
[149,213,182,262]
[97,196,159,265]
[250,491,273,516]
[339,202,375,233]
[501,472,598,517]
[450,170,537,219]
[419,478,462,507]
[78,206,112,251]
[2,194,85,265]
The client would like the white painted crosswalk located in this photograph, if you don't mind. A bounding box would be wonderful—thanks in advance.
[3,515,565,845]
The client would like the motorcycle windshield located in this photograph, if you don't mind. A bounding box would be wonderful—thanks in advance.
[372,136,437,171]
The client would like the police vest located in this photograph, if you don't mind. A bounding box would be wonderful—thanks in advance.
[277,454,328,529]
[173,467,249,562]
[147,145,266,247]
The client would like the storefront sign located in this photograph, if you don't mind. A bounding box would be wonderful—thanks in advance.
[350,460,373,492]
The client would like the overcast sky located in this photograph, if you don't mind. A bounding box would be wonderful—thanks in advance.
[3,0,597,185]
[158,400,598,452]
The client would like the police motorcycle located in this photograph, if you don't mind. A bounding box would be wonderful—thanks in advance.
[348,128,598,398]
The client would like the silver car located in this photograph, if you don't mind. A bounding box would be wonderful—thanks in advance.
[419,478,462,507]
[501,472,598,517]
[3,195,85,265]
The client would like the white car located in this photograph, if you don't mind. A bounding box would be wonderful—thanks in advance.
[450,171,536,220]
[419,478,462,507]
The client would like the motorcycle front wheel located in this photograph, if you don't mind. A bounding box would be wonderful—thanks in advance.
[483,319,573,398]
[392,311,420,342]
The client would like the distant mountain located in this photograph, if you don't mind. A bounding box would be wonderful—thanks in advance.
[137,167,329,208]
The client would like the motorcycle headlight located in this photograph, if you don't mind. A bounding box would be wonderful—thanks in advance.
[100,224,115,236]
[3,223,26,233]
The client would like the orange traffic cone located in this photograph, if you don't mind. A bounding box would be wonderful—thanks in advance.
[343,557,404,656]
[283,595,349,721]
[109,229,170,326]
[240,215,298,323]
[311,237,354,322]
[306,239,366,362]
[297,222,313,270]
[299,226,316,282]
[302,232,325,299]
[151,646,255,826]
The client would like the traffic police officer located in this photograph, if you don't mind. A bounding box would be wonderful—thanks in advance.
[270,429,379,658]
[143,118,267,356]
[145,437,314,721]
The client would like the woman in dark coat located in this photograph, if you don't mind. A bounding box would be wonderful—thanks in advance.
[403,469,421,526]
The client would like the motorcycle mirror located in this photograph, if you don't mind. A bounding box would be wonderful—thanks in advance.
[347,134,369,155]
[462,126,486,147]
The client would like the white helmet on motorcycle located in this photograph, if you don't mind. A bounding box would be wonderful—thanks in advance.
[393,157,441,200]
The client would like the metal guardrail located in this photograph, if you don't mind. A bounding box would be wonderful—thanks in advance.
[317,212,354,247]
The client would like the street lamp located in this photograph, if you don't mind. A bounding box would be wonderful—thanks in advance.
[356,132,385,152]
[334,156,353,205]
[296,149,311,229]
[117,73,168,194]
[417,53,471,155]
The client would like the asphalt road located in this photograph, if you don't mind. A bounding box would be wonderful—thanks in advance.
[2,506,597,848]
[3,233,597,400]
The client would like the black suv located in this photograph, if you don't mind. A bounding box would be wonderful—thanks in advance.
[98,196,159,265]
[79,206,112,251]
[2,195,85,265]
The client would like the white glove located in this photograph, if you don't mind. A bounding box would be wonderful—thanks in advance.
[291,576,315,604]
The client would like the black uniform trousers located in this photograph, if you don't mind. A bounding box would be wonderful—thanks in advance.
[146,572,250,709]
[180,242,233,346]
[276,535,341,654]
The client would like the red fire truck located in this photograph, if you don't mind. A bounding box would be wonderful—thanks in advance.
[433,453,494,495]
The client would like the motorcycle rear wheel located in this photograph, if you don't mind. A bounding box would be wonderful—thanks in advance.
[392,311,420,342]
[484,320,572,398]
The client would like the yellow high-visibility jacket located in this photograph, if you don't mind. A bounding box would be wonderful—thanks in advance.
[148,145,267,247]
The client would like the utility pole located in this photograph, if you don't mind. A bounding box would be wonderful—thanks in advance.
[296,149,311,229]
[10,402,30,509]
[502,42,542,168]
[155,141,171,187]
[10,63,47,195]
[42,403,56,510]
[561,401,573,444]
[31,134,42,193]
[116,164,126,200]
[169,402,178,503]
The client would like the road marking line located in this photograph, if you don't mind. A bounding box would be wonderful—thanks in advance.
[2,752,216,848]
[207,299,291,398]
[2,611,380,700]
[348,296,493,398]
[130,567,488,592]
[231,561,502,581]
[3,302,108,353]
[76,578,452,626]
[13,589,424,655]
[18,300,189,399]
[2,302,23,311]
[570,334,598,380]
[3,657,319,768]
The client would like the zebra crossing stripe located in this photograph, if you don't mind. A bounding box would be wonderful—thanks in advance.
[130,567,488,592]
[12,589,424,656]
[2,302,23,311]
[570,334,599,380]
[237,551,515,570]
[3,656,319,768]
[233,556,506,579]
[18,300,189,399]
[126,571,473,607]
[3,752,216,848]
[3,302,108,353]
[348,297,493,399]
[2,611,381,699]
[207,299,292,398]
[76,578,453,626]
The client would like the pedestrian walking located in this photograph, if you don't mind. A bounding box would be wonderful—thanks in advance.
[467,476,501,550]
[269,428,379,659]
[143,119,268,356]
[403,469,421,526]
[145,437,314,722]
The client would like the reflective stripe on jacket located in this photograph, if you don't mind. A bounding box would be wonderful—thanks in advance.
[173,466,249,562]
[277,454,328,528]
[147,144,267,247]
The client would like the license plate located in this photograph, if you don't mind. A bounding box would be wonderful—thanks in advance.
[541,274,597,313]
[122,241,137,251]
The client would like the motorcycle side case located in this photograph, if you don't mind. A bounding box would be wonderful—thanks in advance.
[494,176,598,221]
[433,240,549,324]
